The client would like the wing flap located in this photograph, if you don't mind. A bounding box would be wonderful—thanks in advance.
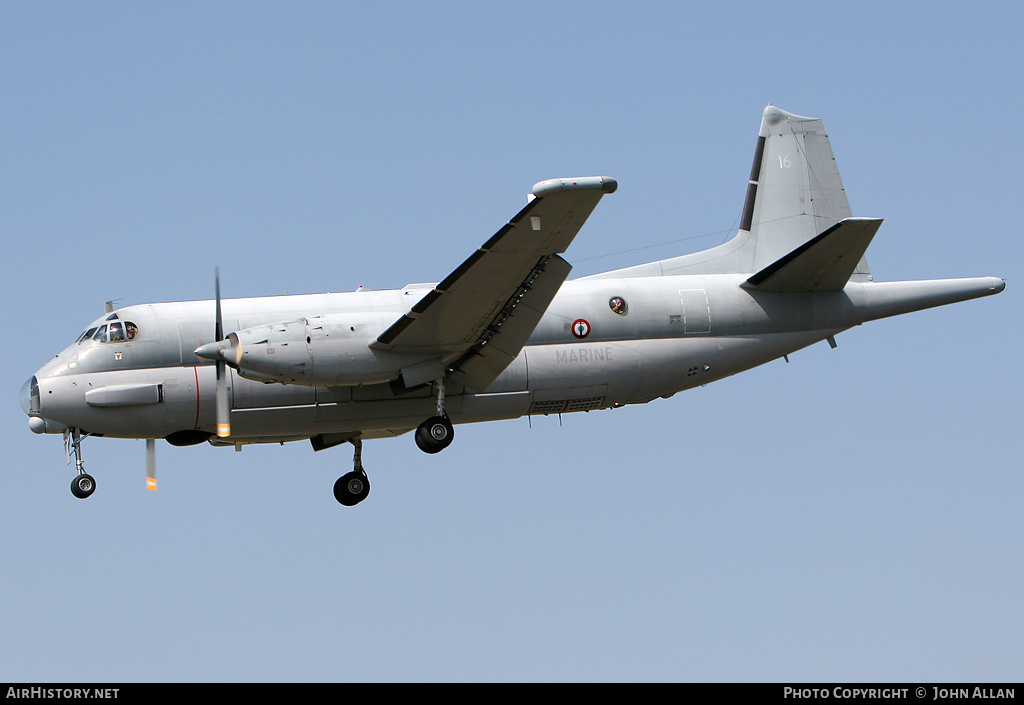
[745,217,882,293]
[448,254,572,391]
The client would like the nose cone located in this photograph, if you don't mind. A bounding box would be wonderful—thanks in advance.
[22,375,68,434]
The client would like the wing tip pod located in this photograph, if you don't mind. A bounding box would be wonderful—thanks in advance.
[531,176,617,198]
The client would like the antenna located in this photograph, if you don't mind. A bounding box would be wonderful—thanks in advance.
[103,298,124,314]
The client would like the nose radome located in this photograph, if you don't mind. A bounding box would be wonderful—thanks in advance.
[22,376,68,434]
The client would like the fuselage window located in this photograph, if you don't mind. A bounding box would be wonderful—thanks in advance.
[609,296,628,315]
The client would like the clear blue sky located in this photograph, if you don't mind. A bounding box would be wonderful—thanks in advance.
[2,1,1021,682]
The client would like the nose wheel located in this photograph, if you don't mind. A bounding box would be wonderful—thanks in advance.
[71,473,96,499]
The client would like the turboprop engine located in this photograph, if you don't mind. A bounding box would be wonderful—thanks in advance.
[195,313,430,387]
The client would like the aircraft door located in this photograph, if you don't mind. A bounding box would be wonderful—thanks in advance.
[678,289,712,334]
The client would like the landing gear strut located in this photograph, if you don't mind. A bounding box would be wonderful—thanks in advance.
[333,437,370,506]
[415,378,454,454]
[64,428,96,499]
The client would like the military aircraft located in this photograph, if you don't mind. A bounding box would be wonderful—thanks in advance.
[21,105,1005,506]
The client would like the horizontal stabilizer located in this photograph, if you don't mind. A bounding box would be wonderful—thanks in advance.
[745,217,882,293]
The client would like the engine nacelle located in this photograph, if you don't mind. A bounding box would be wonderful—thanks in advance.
[222,313,434,387]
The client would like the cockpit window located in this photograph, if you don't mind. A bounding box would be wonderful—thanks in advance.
[77,320,138,344]
[106,313,119,321]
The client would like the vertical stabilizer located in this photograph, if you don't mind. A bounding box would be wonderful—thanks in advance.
[745,106,867,278]
[589,105,872,280]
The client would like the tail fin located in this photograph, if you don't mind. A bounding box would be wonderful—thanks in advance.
[590,105,872,280]
[742,106,869,278]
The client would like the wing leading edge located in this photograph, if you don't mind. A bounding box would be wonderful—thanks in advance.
[372,176,617,391]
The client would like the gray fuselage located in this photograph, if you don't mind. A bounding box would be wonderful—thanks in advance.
[28,272,1002,445]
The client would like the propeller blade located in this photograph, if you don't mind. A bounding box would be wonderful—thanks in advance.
[214,268,230,438]
[146,438,157,491]
[215,267,224,342]
[216,362,230,438]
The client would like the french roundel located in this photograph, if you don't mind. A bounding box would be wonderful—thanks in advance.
[571,319,591,339]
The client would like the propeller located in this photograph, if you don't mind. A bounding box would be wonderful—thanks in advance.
[146,438,157,491]
[192,269,235,438]
[148,269,230,491]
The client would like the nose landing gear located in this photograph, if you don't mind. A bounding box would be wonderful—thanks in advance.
[64,428,96,499]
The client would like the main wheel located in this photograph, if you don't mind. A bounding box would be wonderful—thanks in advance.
[415,415,454,454]
[334,470,370,506]
[70,473,96,499]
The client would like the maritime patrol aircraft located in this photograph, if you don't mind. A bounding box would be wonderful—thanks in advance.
[21,105,1005,505]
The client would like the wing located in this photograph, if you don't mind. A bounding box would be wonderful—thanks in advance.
[372,176,617,391]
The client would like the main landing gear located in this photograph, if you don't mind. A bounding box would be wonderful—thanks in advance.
[334,437,370,506]
[332,379,455,507]
[414,378,454,454]
[65,428,96,499]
